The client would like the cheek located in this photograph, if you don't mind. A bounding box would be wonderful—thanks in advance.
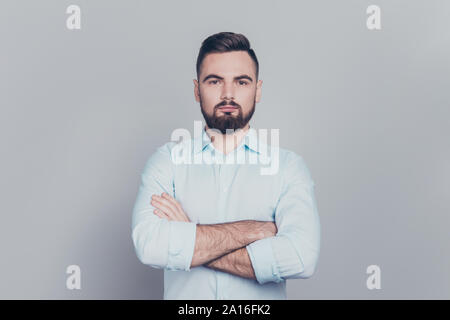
[201,88,220,106]
[237,88,256,104]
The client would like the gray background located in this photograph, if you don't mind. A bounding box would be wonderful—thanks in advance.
[1,0,449,299]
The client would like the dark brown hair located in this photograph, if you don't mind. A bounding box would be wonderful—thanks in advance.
[196,32,259,80]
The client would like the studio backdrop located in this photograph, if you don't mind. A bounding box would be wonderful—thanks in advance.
[1,0,449,299]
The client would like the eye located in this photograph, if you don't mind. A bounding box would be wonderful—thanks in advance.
[208,80,219,85]
[238,80,249,86]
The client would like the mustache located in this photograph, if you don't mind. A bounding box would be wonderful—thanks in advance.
[215,100,240,109]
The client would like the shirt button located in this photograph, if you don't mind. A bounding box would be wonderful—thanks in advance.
[272,266,277,276]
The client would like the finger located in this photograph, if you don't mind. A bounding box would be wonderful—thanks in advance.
[152,197,177,217]
[152,198,188,222]
[153,209,169,220]
[160,194,185,221]
[161,193,190,222]
[153,195,179,216]
[161,193,183,212]
[157,194,180,214]
[151,199,176,218]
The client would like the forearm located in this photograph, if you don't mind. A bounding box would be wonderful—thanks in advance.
[190,220,268,268]
[205,247,256,280]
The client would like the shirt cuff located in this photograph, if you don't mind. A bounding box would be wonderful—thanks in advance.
[246,237,284,284]
[167,221,197,271]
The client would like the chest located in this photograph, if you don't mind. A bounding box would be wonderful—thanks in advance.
[173,163,282,224]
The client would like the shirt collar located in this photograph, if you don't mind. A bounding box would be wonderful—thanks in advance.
[193,125,261,155]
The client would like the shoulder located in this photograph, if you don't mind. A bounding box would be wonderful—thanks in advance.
[279,148,315,186]
[142,141,179,172]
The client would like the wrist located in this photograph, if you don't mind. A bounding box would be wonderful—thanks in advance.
[232,220,265,245]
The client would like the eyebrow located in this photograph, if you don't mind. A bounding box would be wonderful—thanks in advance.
[202,74,253,83]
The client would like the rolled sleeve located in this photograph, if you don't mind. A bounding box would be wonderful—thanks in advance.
[167,221,197,271]
[246,237,283,284]
[131,143,197,272]
[248,152,321,284]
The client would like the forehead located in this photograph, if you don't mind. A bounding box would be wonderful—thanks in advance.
[200,51,256,79]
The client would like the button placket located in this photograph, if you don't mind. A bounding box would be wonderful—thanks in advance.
[221,152,235,192]
[221,163,228,192]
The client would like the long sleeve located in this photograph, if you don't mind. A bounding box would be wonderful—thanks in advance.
[246,152,321,284]
[131,143,197,271]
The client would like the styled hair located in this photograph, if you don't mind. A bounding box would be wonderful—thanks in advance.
[196,32,259,80]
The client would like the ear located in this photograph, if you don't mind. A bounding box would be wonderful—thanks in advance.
[255,79,263,103]
[193,79,200,102]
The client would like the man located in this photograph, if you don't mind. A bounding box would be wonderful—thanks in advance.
[131,32,320,299]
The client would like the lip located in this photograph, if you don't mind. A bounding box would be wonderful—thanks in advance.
[218,105,238,111]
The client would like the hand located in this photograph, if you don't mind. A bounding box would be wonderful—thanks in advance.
[255,221,278,240]
[240,220,278,242]
[265,221,278,237]
[150,192,191,222]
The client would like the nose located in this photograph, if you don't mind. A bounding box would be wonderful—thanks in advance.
[220,81,235,101]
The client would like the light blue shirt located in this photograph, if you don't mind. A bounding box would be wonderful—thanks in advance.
[131,125,321,299]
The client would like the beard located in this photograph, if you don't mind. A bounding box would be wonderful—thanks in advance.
[199,95,256,135]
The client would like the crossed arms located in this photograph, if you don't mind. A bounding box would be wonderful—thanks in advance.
[150,192,277,280]
[131,145,320,284]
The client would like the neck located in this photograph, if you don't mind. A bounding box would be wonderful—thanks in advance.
[205,124,250,155]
